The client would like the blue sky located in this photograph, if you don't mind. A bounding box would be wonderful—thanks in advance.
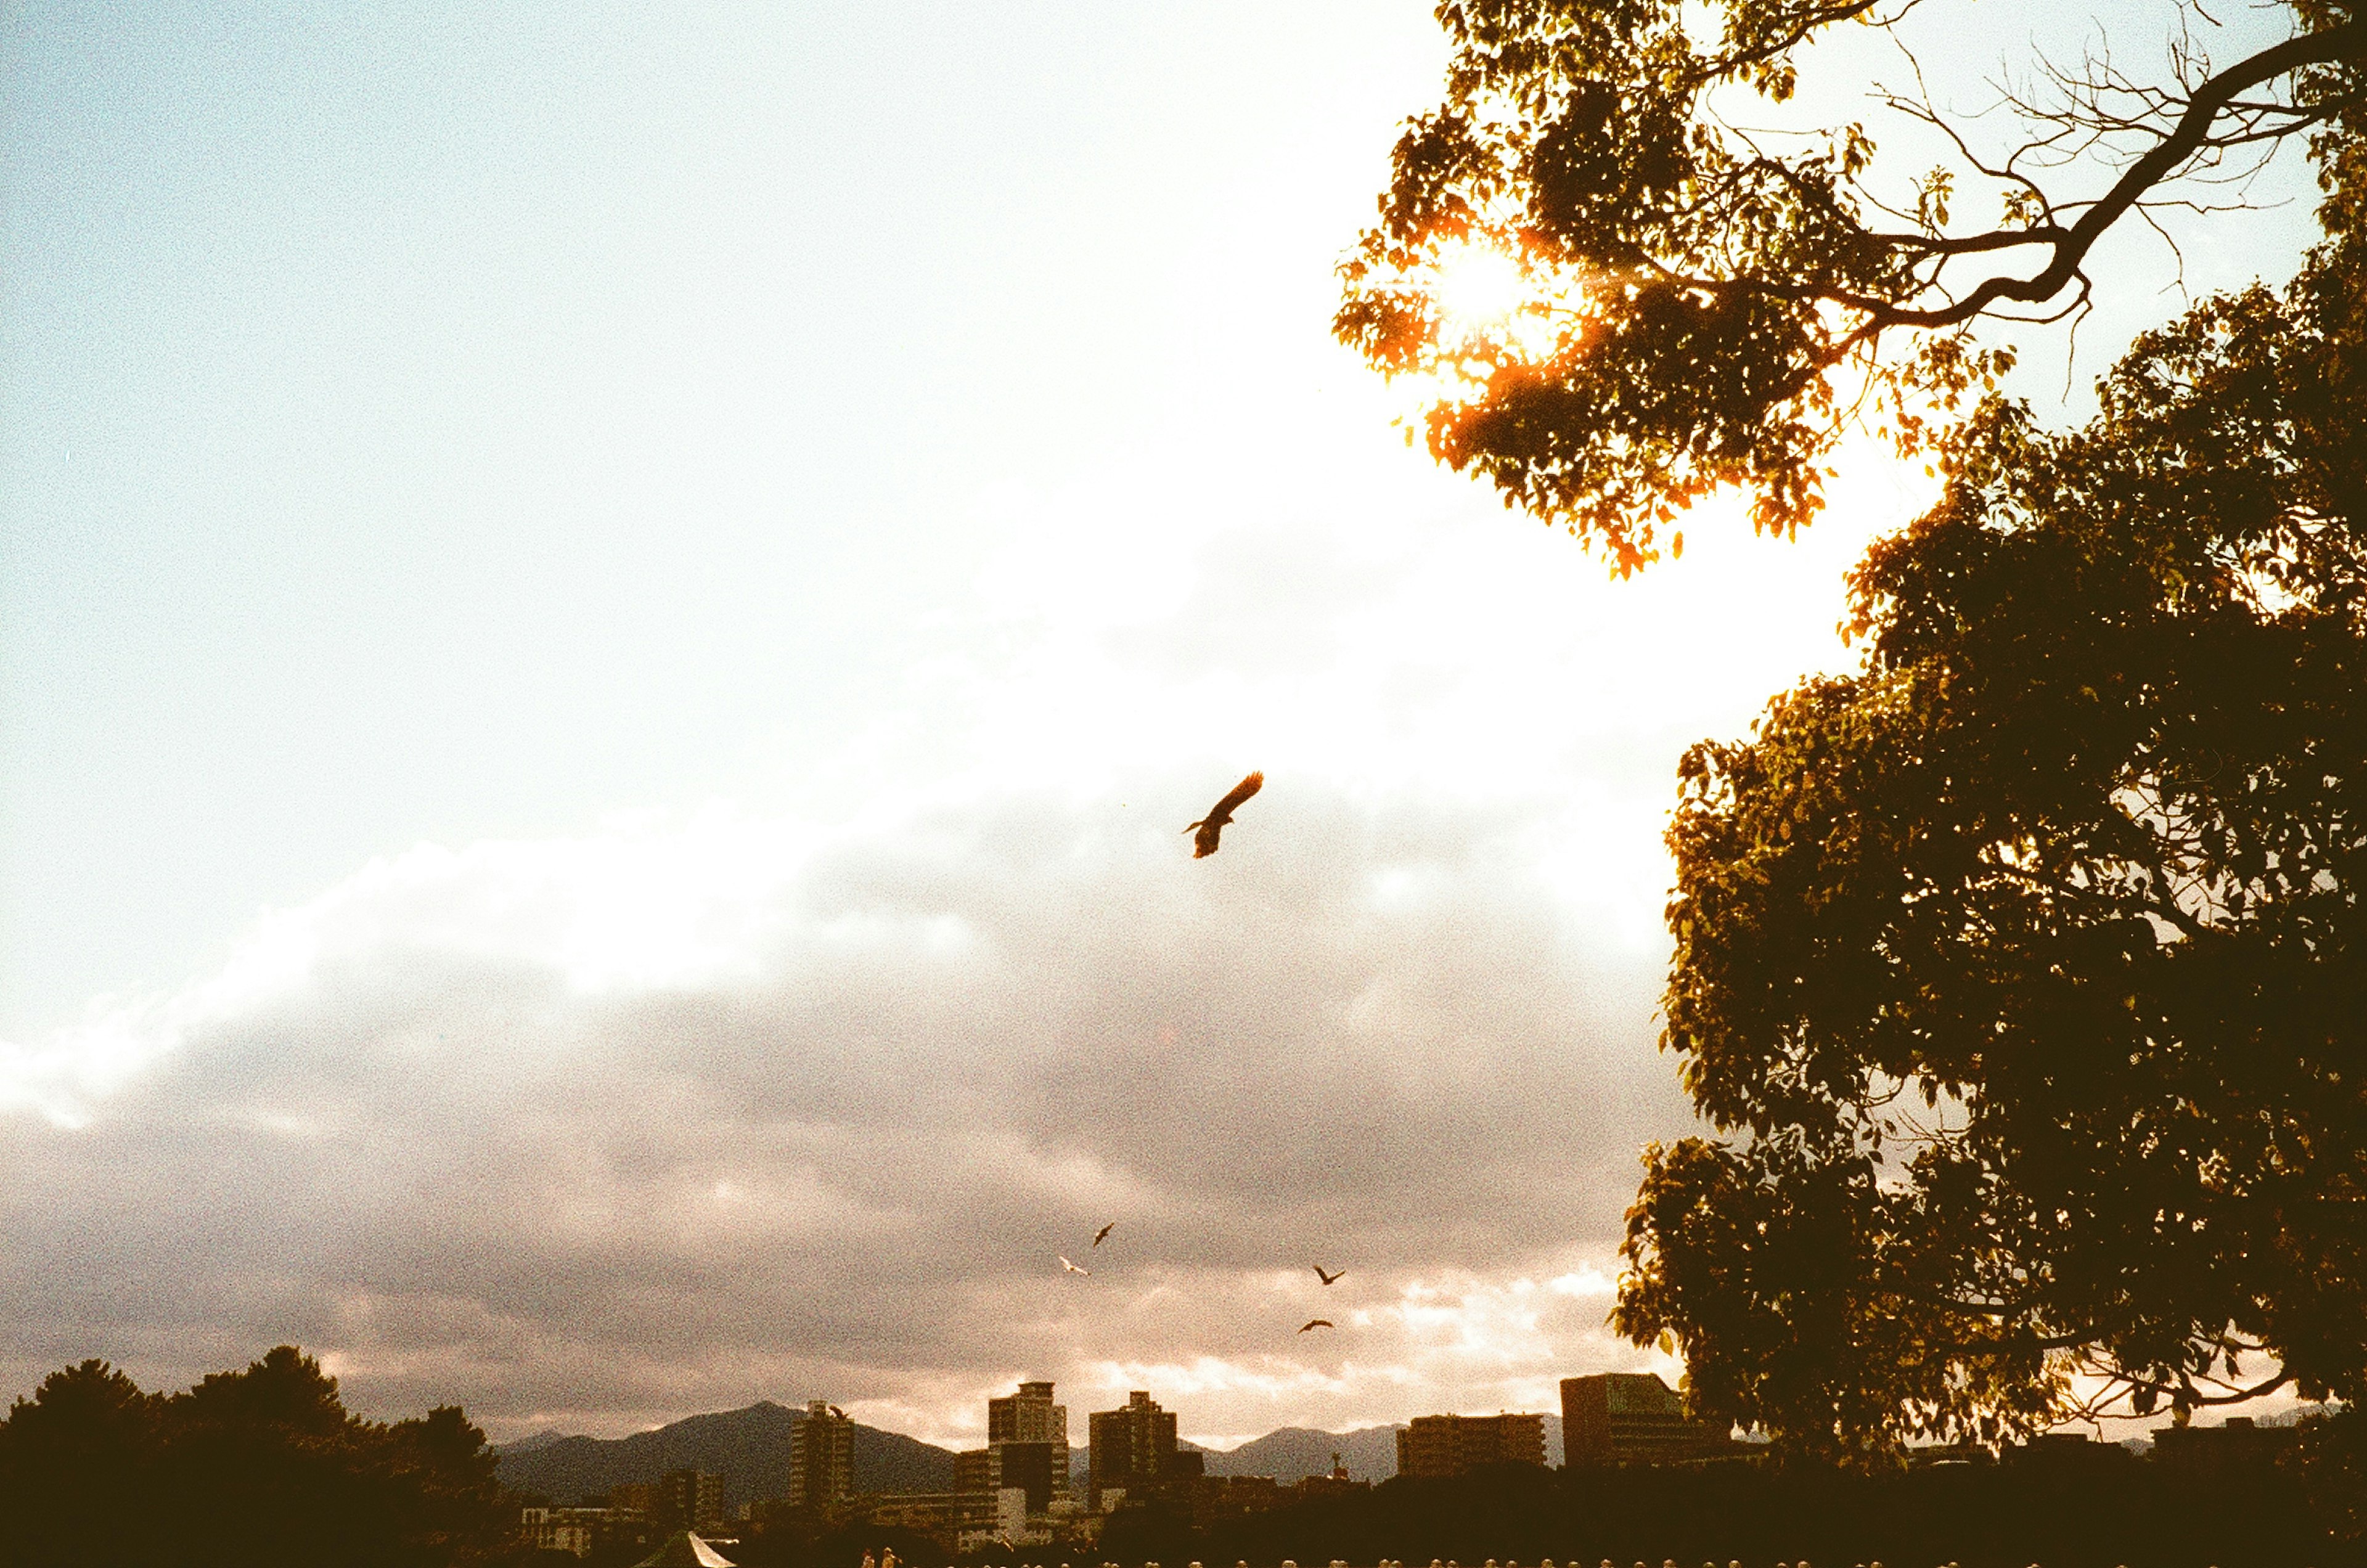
[1,2,2326,1443]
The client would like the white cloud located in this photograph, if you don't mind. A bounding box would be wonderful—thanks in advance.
[0,432,1938,1442]
[0,778,1682,1442]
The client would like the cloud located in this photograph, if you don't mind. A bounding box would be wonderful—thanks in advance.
[0,773,1699,1442]
[0,441,1935,1444]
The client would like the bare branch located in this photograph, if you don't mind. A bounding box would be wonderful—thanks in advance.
[1868,21,2365,330]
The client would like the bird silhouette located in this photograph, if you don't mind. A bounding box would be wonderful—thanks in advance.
[1092,1222,1116,1247]
[1314,1265,1344,1286]
[1187,772,1264,859]
[1298,1318,1334,1333]
[1058,1256,1090,1276]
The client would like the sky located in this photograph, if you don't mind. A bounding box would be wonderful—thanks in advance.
[0,2,2328,1447]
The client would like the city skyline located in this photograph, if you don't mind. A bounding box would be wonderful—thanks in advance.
[505,1379,1561,1463]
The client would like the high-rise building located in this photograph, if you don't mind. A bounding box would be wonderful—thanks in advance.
[960,1380,1069,1521]
[1090,1390,1200,1509]
[992,1441,1059,1514]
[1560,1373,1714,1467]
[987,1381,1068,1448]
[788,1400,856,1513]
[1394,1413,1547,1479]
[952,1448,994,1500]
[949,1449,996,1533]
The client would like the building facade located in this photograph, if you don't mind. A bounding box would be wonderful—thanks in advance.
[1187,1474,1283,1526]
[1394,1413,1547,1479]
[654,1469,726,1533]
[1089,1390,1197,1509]
[520,1506,613,1557]
[788,1400,855,1514]
[862,1492,975,1546]
[984,1379,1069,1512]
[2150,1415,2298,1475]
[1291,1451,1368,1501]
[1560,1373,1714,1468]
[956,1379,1071,1536]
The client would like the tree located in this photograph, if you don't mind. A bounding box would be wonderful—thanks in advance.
[1611,219,2366,1466]
[0,1360,166,1567]
[0,1345,515,1568]
[1337,0,2365,571]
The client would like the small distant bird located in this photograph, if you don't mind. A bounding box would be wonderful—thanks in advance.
[1187,772,1264,859]
[1314,1265,1344,1286]
[1299,1318,1334,1333]
[1059,1256,1090,1276]
[1092,1222,1116,1247]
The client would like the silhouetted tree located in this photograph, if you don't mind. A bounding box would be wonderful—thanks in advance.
[0,1359,166,1567]
[1614,211,2367,1476]
[0,1345,513,1568]
[1338,0,2364,570]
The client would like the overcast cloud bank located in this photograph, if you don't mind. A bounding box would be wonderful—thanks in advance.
[1,449,1929,1445]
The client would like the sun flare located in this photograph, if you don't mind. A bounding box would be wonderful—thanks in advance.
[1431,241,1532,338]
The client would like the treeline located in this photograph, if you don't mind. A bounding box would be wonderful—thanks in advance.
[1097,1456,2358,1568]
[0,1345,514,1568]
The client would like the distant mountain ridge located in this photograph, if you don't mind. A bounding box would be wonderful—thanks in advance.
[1201,1424,1405,1484]
[494,1402,954,1511]
[504,1405,1568,1508]
[1188,1413,1564,1482]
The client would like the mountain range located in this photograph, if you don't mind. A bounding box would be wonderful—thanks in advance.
[497,1405,1567,1508]
[1196,1424,1405,1483]
[1188,1415,1563,1480]
[494,1402,953,1511]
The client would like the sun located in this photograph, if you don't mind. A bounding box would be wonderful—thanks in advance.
[1430,240,1532,338]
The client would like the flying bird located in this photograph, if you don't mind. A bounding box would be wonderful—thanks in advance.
[1187,771,1264,859]
[1314,1265,1344,1286]
[1298,1318,1334,1333]
[1092,1222,1116,1247]
[1059,1256,1090,1276]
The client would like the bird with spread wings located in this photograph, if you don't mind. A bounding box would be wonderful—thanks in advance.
[1187,772,1263,859]
[1298,1318,1333,1333]
[1313,1265,1343,1286]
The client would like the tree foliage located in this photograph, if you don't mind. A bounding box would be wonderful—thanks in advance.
[1613,216,2367,1464]
[0,1346,513,1568]
[1339,0,2365,570]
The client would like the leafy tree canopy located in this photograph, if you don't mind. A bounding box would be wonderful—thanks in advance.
[0,1346,513,1568]
[1613,213,2367,1466]
[1339,0,2365,571]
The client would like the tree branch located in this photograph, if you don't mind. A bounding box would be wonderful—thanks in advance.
[1868,20,2365,330]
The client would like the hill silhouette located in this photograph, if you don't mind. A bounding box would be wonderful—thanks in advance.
[1199,1425,1405,1483]
[495,1402,953,1510]
[1185,1415,1564,1482]
[503,1406,1568,1508]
